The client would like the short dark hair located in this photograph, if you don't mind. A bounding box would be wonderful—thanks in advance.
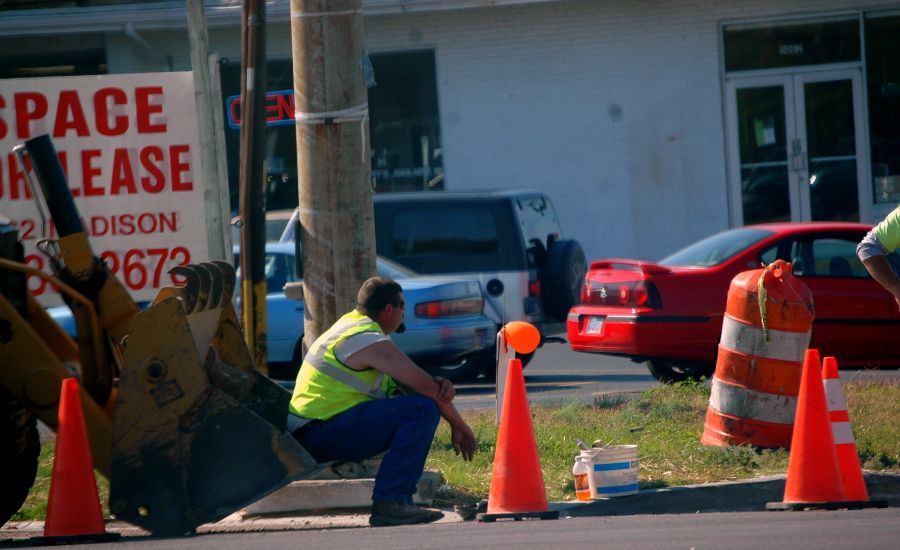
[357,276,403,318]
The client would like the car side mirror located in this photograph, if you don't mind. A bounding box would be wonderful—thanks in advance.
[284,281,304,301]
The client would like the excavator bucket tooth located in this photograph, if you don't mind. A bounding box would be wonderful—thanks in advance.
[165,265,199,313]
[200,262,224,310]
[190,263,212,313]
[110,297,318,536]
[210,260,236,306]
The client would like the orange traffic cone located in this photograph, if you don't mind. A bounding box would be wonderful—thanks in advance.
[477,359,558,522]
[821,357,887,508]
[767,350,870,511]
[33,378,119,544]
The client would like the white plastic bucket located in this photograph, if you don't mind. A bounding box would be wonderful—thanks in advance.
[590,445,639,498]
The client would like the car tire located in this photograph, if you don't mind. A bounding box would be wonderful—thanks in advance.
[541,240,587,321]
[427,353,486,384]
[646,360,714,384]
[0,390,40,527]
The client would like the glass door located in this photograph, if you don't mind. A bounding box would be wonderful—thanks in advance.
[726,69,868,225]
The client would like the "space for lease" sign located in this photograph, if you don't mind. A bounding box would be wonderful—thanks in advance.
[0,72,210,306]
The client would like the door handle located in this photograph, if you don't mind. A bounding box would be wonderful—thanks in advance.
[789,139,806,172]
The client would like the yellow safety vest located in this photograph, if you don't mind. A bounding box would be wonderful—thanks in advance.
[289,310,397,420]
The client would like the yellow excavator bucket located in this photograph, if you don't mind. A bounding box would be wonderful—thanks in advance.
[109,262,318,535]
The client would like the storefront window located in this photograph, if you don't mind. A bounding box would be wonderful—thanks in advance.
[220,50,443,213]
[369,50,443,192]
[865,14,900,204]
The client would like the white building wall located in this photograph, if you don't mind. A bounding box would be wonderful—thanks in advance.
[97,0,900,261]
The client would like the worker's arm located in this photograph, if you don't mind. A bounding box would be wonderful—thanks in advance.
[435,399,478,461]
[861,255,900,310]
[345,338,475,459]
[344,339,455,403]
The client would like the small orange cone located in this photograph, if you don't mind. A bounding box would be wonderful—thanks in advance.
[821,356,868,501]
[478,359,558,522]
[821,357,887,508]
[767,350,881,511]
[34,378,119,544]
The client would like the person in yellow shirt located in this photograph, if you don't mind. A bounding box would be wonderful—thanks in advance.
[857,205,900,310]
[288,277,477,526]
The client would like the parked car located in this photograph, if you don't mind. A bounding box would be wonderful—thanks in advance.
[567,222,900,382]
[230,209,295,245]
[47,243,497,383]
[281,190,587,332]
[237,243,497,382]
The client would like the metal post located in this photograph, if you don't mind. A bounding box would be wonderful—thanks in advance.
[238,0,268,375]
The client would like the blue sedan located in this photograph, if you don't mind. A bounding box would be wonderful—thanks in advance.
[49,243,497,382]
[239,243,496,382]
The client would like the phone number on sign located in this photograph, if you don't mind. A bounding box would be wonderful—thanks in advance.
[26,246,191,296]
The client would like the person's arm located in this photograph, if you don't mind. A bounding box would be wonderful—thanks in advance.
[862,254,900,310]
[344,339,454,403]
[435,399,477,461]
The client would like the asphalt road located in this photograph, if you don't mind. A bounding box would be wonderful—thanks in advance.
[453,342,658,411]
[453,342,900,412]
[13,508,896,549]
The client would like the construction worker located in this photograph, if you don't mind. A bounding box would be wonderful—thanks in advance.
[857,205,900,310]
[287,277,477,526]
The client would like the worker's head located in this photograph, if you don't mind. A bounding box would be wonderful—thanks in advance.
[357,276,406,333]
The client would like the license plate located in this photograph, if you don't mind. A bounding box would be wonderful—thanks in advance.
[586,316,604,334]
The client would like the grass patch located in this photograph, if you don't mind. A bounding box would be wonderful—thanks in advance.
[427,380,899,504]
[12,380,899,519]
[11,445,110,522]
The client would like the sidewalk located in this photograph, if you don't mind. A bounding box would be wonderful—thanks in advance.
[2,472,897,542]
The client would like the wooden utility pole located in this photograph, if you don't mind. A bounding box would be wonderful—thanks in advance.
[238,0,268,374]
[290,0,376,346]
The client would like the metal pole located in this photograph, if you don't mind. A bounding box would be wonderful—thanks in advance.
[290,0,376,347]
[238,0,268,375]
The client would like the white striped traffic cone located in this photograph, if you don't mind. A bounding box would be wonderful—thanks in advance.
[821,356,868,501]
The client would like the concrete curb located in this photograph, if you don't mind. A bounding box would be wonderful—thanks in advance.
[555,471,900,517]
[2,472,897,541]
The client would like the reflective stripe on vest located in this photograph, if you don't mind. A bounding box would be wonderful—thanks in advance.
[708,377,797,425]
[719,315,810,362]
[305,314,387,399]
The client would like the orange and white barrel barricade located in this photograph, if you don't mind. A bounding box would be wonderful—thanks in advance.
[701,260,814,449]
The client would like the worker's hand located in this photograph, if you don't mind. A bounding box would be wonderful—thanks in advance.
[434,376,455,403]
[451,422,477,462]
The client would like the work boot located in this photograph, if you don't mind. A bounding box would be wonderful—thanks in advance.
[369,501,444,527]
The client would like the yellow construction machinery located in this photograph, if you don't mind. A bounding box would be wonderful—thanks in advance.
[0,135,317,535]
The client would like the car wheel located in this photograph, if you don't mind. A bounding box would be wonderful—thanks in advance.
[646,360,714,384]
[541,240,587,321]
[0,390,40,527]
[427,354,486,384]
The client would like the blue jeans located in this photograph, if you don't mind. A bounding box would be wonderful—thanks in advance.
[293,395,440,504]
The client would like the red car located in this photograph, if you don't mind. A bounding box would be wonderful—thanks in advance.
[567,222,900,382]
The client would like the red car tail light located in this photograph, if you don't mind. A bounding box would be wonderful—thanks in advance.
[583,280,661,308]
[414,297,484,318]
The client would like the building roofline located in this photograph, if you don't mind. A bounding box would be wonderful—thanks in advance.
[0,0,559,37]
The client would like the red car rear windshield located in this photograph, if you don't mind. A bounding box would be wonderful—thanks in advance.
[659,228,774,267]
